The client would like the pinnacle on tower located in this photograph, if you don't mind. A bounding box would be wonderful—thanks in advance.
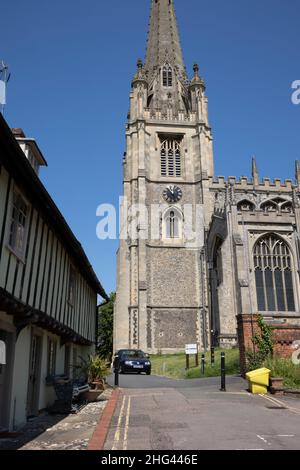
[295,160,300,188]
[252,156,259,186]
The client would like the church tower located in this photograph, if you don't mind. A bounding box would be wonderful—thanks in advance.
[114,0,214,353]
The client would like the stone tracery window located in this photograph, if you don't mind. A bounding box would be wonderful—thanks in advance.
[166,210,179,238]
[161,138,181,177]
[162,66,172,87]
[163,208,182,240]
[260,198,293,214]
[213,237,223,286]
[254,234,295,312]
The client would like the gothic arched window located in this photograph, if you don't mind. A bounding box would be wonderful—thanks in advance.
[162,66,172,87]
[254,234,295,312]
[261,200,277,212]
[163,208,182,239]
[237,200,255,212]
[161,138,181,177]
[213,237,223,286]
[281,201,293,213]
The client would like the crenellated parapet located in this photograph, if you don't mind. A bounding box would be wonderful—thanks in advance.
[209,176,295,191]
[209,175,298,217]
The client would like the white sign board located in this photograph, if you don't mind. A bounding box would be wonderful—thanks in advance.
[0,340,6,365]
[185,344,198,355]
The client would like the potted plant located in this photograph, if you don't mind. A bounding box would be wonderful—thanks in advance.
[80,355,109,401]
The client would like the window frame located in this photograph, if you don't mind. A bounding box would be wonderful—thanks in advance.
[28,149,40,175]
[162,65,173,88]
[160,137,182,178]
[253,234,296,313]
[162,207,183,241]
[7,187,30,262]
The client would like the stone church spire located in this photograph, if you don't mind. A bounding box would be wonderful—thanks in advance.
[145,0,187,81]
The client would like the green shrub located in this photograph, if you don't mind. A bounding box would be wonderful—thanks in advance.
[264,356,300,390]
[80,354,109,383]
[246,315,274,371]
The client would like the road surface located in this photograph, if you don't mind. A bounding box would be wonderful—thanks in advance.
[104,374,300,450]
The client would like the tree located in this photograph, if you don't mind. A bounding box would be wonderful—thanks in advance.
[97,292,115,361]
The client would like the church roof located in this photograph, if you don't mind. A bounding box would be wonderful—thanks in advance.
[145,0,186,79]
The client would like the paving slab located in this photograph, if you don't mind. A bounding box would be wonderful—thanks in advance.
[0,390,112,450]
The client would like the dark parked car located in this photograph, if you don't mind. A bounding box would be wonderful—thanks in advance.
[113,349,151,375]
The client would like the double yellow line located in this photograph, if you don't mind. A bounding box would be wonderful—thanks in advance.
[112,395,132,450]
[259,393,300,415]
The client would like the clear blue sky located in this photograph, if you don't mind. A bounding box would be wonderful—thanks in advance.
[1,0,300,295]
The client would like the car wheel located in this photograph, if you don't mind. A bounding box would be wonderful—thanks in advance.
[146,371,151,376]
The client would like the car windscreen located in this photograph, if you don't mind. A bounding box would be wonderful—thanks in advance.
[121,350,145,359]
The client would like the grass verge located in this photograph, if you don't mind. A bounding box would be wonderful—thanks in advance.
[263,357,300,390]
[150,348,240,380]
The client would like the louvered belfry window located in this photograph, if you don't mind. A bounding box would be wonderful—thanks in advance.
[161,138,181,177]
[254,234,295,312]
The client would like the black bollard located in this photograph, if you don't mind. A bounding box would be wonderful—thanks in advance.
[220,352,226,392]
[211,347,215,368]
[201,353,205,375]
[114,358,120,388]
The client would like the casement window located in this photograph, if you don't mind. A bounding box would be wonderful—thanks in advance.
[161,138,181,177]
[254,234,295,312]
[8,191,29,259]
[68,266,77,306]
[47,338,57,377]
[162,66,172,87]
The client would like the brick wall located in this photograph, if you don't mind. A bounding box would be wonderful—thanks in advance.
[237,314,300,376]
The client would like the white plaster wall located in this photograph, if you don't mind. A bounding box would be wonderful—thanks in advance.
[9,326,31,430]
[7,322,97,430]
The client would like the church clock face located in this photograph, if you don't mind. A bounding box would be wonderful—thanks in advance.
[163,185,183,203]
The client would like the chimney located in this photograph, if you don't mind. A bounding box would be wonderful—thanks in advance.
[11,128,26,138]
